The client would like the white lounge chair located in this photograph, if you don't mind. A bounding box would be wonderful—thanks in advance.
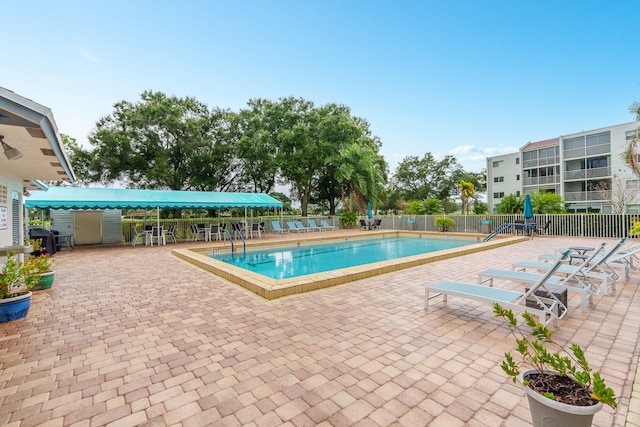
[425,251,571,327]
[320,219,338,230]
[477,242,607,312]
[512,238,626,296]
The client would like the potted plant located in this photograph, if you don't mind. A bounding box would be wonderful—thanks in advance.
[0,251,39,322]
[434,216,455,232]
[25,239,56,290]
[339,211,358,228]
[494,304,617,427]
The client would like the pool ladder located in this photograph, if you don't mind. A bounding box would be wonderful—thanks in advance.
[224,229,246,254]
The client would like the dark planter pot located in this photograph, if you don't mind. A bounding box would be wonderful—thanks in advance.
[521,370,602,427]
[0,292,32,323]
[34,271,55,290]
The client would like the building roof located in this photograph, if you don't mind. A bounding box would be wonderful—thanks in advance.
[0,87,76,189]
[521,137,559,151]
[25,187,283,210]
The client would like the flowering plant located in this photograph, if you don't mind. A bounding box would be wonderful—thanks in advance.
[0,251,39,299]
[25,238,55,274]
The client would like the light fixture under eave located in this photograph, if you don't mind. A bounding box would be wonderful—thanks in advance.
[0,135,23,160]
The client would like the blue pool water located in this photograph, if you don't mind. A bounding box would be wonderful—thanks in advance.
[210,236,476,279]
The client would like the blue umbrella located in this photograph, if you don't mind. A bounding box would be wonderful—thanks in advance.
[523,194,533,219]
[367,202,372,219]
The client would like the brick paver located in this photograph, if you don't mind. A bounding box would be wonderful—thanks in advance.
[1,233,639,426]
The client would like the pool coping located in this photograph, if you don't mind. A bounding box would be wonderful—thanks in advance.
[172,231,530,300]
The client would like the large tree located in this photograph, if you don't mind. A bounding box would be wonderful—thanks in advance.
[233,99,280,193]
[393,154,464,201]
[88,90,232,190]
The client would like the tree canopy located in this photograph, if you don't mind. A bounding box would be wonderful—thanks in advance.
[78,91,391,216]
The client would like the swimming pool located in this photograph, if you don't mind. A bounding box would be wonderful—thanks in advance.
[173,231,527,300]
[210,236,476,279]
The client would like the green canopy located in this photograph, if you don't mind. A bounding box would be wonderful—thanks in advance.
[25,187,282,210]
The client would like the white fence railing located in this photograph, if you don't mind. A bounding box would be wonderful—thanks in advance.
[369,213,637,238]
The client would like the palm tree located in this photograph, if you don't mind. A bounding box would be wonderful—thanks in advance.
[496,194,523,214]
[334,143,385,214]
[457,180,476,215]
[623,101,640,177]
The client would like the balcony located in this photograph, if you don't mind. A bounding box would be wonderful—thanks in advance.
[564,166,611,181]
[563,190,611,202]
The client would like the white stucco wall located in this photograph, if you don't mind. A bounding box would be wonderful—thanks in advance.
[0,170,24,256]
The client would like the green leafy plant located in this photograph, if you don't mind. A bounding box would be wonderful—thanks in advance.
[630,220,640,237]
[0,252,39,299]
[434,216,455,231]
[494,304,617,408]
[339,211,358,228]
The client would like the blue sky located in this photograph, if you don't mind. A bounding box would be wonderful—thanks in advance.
[2,1,639,173]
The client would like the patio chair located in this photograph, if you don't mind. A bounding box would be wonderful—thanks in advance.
[477,242,607,312]
[359,219,368,230]
[209,224,222,241]
[512,238,626,296]
[307,219,324,231]
[248,222,261,238]
[271,221,288,234]
[191,224,205,242]
[150,226,165,246]
[320,219,338,230]
[166,224,177,244]
[131,228,146,247]
[372,219,382,230]
[286,221,306,233]
[425,251,571,327]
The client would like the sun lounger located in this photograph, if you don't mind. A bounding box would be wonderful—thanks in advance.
[320,219,338,230]
[512,238,626,296]
[307,219,324,231]
[286,221,307,233]
[271,221,289,234]
[425,251,571,327]
[295,220,312,232]
[477,243,606,312]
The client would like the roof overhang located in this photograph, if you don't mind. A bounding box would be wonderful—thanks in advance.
[25,187,283,210]
[0,87,76,190]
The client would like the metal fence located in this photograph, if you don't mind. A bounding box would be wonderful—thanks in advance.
[120,214,638,243]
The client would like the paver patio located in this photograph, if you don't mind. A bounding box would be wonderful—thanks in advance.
[1,233,638,426]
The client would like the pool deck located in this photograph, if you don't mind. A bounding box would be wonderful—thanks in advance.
[1,231,639,426]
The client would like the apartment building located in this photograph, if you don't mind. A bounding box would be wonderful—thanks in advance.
[486,121,640,214]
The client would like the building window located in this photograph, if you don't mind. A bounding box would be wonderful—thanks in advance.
[516,191,520,196]
[493,176,504,183]
[492,160,504,168]
[626,179,640,190]
[516,158,520,165]
[493,192,504,199]
[627,130,639,140]
[516,174,520,180]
